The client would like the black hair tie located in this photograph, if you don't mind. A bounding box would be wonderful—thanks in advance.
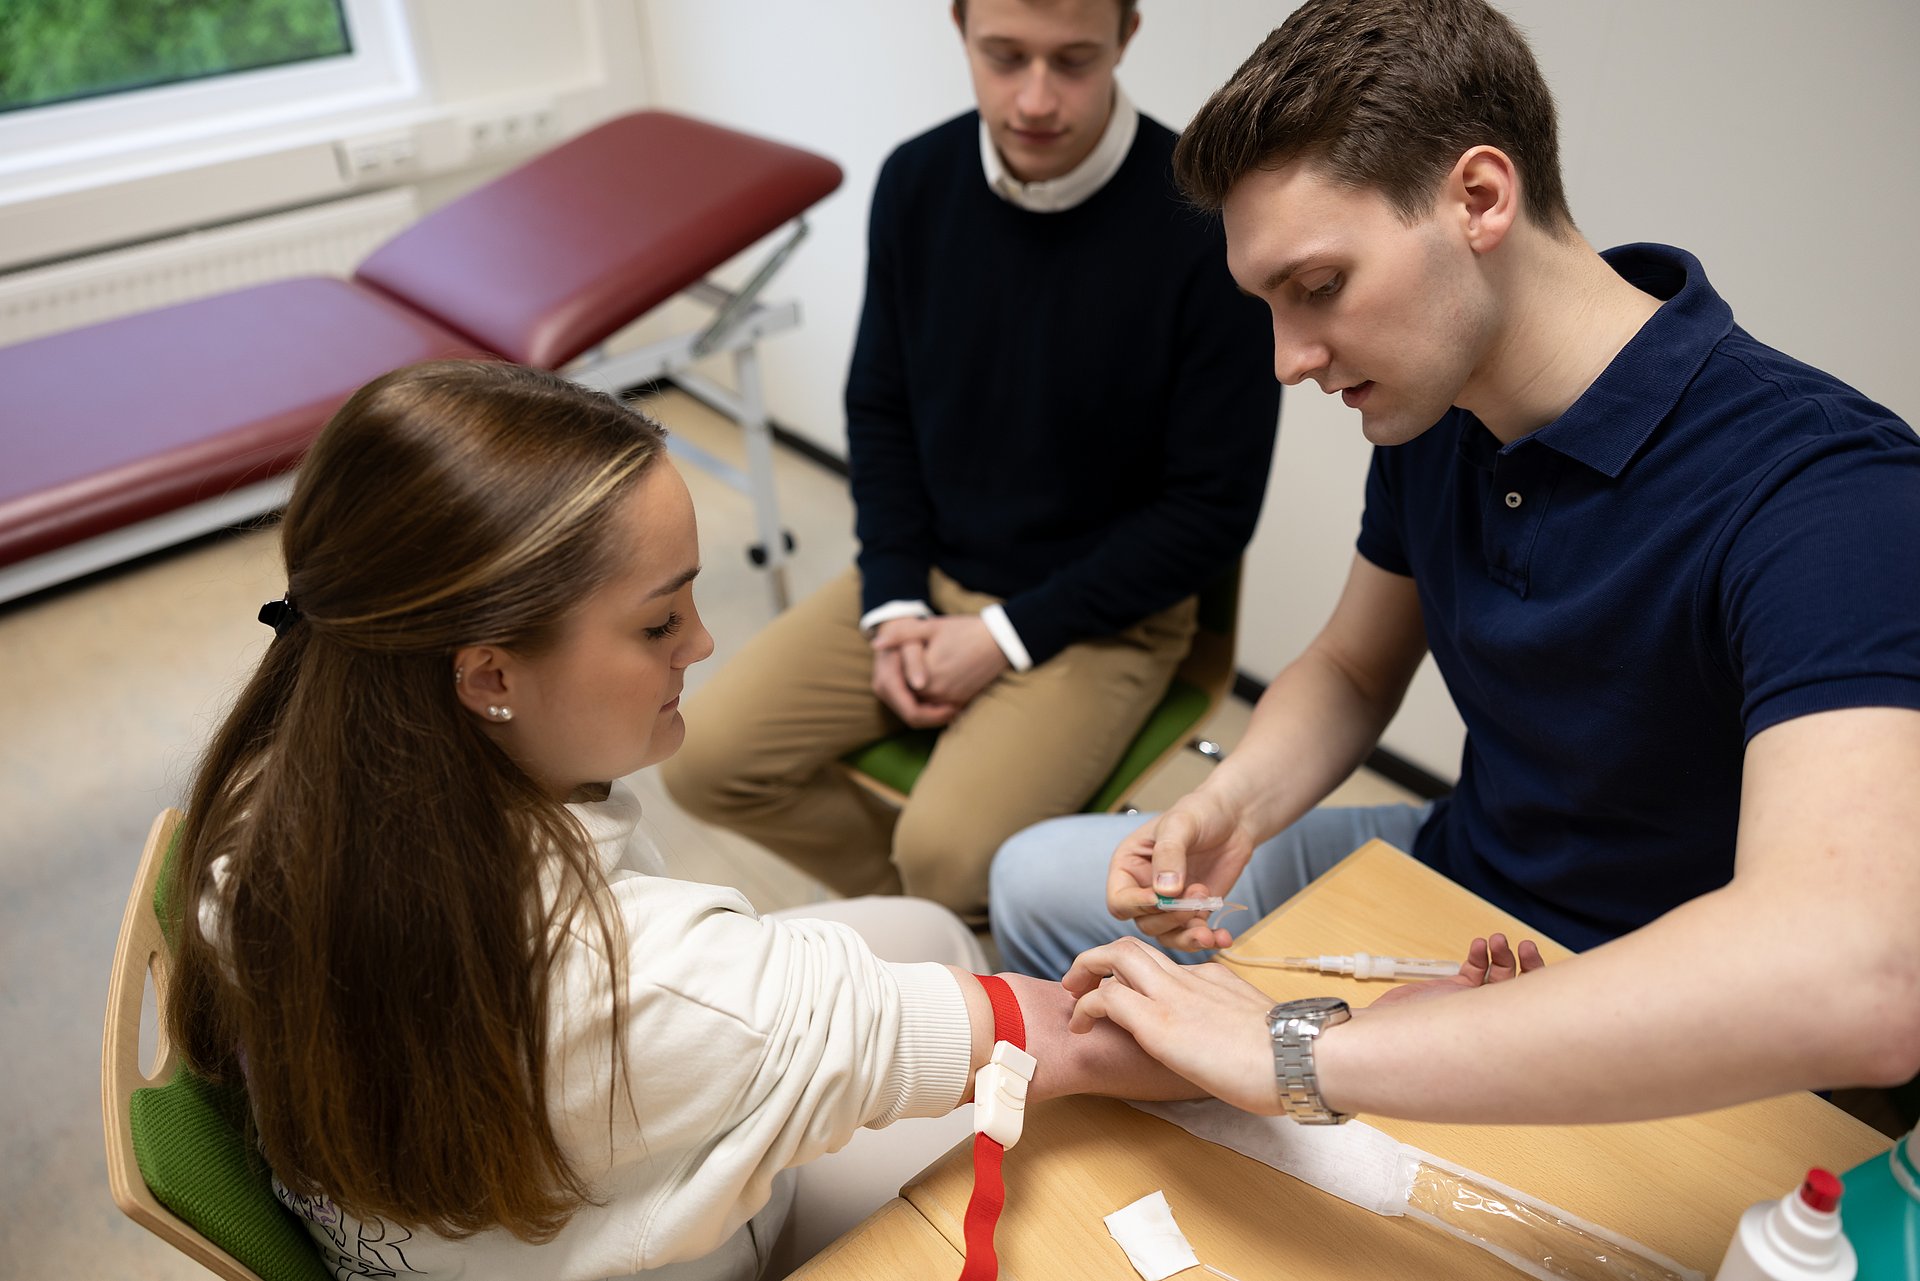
[258,595,303,637]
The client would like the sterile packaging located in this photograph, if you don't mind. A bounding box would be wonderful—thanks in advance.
[1134,1098,1702,1281]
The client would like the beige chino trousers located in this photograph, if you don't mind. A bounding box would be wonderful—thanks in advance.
[662,565,1196,918]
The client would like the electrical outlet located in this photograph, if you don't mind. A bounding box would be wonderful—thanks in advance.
[465,102,560,159]
[335,129,419,184]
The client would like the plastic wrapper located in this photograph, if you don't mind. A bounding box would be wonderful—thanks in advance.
[1132,1100,1703,1281]
[1406,1157,1701,1281]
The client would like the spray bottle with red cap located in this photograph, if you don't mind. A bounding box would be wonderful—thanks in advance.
[1715,1168,1857,1281]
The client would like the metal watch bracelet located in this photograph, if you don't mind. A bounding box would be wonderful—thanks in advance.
[1267,997,1353,1124]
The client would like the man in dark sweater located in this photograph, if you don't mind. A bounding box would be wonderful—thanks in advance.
[663,0,1278,918]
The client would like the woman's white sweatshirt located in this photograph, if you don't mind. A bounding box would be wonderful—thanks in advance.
[205,781,975,1280]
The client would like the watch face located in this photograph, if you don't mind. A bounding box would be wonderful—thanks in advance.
[1276,997,1348,1018]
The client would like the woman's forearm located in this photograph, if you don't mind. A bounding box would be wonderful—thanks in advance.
[948,967,1200,1104]
[1008,973,1203,1103]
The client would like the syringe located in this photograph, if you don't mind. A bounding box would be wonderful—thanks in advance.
[1154,894,1229,912]
[1277,952,1461,981]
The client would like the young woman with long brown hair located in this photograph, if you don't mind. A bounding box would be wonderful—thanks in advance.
[164,360,1194,1281]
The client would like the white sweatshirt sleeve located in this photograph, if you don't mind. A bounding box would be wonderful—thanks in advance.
[543,878,974,1271]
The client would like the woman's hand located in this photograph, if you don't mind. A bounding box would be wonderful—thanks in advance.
[1368,933,1545,1009]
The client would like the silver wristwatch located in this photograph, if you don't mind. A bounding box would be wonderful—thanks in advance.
[1267,997,1354,1124]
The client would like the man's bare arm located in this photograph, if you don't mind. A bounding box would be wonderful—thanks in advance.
[1073,706,1920,1123]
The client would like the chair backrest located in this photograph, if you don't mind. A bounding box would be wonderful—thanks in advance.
[102,810,332,1281]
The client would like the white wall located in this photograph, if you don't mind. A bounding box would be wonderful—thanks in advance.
[637,0,1920,781]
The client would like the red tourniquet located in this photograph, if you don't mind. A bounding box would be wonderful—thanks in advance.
[957,974,1026,1281]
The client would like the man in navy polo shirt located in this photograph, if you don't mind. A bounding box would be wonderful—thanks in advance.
[991,0,1920,1126]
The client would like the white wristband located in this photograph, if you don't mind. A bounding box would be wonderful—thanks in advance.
[980,603,1034,672]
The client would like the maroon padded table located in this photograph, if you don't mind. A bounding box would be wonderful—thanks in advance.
[0,111,843,603]
[0,280,474,568]
[357,111,843,369]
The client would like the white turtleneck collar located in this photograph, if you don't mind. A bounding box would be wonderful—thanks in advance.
[979,84,1139,213]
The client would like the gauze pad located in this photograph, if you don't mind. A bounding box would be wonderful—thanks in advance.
[1102,1190,1200,1281]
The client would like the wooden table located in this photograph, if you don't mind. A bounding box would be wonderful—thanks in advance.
[816,841,1892,1279]
[785,1198,963,1279]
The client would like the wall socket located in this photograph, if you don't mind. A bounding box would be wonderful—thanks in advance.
[335,129,419,184]
[465,102,560,159]
[333,99,564,188]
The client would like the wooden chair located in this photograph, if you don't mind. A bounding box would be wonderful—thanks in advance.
[103,808,331,1281]
[841,562,1240,813]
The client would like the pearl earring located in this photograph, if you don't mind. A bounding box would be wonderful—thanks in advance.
[487,705,514,722]
[454,668,464,684]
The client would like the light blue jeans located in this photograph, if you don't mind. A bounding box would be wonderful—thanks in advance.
[989,802,1435,979]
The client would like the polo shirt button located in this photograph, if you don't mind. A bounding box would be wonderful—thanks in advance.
[1505,491,1523,509]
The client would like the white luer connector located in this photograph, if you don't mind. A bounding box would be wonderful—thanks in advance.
[973,1040,1037,1148]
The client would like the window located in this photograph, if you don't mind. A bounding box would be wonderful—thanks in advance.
[1,0,354,113]
[0,0,417,180]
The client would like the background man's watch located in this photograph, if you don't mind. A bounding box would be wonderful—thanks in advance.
[1267,996,1354,1124]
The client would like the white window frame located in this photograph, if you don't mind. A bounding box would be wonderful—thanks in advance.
[0,0,420,181]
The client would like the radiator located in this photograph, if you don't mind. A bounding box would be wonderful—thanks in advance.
[0,187,420,345]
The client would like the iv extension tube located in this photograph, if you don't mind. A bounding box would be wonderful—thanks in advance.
[1220,950,1464,981]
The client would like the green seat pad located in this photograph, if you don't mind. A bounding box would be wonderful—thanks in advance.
[137,824,329,1281]
[129,1066,330,1281]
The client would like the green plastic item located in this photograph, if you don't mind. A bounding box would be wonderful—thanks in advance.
[1840,1126,1920,1278]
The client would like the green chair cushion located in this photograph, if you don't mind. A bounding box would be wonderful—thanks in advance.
[1085,677,1211,813]
[841,677,1211,814]
[839,728,944,797]
[153,826,181,952]
[129,1066,331,1281]
[138,823,330,1281]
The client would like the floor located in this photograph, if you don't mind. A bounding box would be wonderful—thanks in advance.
[0,387,1420,1279]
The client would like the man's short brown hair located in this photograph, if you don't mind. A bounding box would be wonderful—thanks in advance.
[953,0,1139,41]
[1173,0,1574,235]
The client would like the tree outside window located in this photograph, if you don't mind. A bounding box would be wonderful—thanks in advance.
[0,0,351,114]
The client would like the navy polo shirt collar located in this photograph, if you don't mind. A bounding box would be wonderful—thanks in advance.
[1460,244,1737,479]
